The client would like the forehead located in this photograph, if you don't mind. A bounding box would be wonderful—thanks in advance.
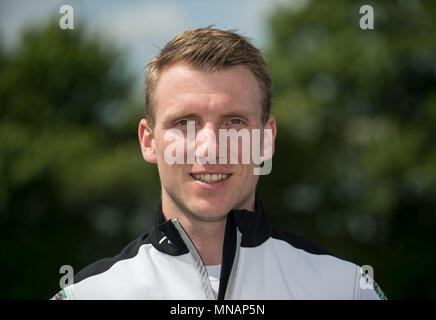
[154,62,262,121]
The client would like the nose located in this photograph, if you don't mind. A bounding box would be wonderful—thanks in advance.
[195,122,220,164]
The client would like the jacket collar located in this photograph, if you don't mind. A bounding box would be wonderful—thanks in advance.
[148,193,271,256]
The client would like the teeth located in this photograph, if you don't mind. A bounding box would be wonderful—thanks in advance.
[192,174,230,183]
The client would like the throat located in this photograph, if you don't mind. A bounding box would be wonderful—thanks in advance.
[192,234,224,266]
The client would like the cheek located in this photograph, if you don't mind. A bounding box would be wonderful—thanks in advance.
[155,132,188,164]
[156,164,187,193]
[235,165,258,181]
[154,139,183,181]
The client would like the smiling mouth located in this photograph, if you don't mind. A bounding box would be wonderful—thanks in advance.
[190,173,232,183]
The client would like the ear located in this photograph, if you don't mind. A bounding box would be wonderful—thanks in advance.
[263,115,277,159]
[138,119,157,163]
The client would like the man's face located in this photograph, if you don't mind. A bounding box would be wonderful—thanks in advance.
[140,62,276,222]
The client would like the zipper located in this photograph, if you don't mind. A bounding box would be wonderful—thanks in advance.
[171,218,215,300]
[170,218,242,300]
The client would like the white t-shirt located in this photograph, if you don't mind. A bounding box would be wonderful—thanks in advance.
[205,264,221,299]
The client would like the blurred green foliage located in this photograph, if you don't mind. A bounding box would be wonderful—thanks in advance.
[0,22,160,299]
[1,0,436,299]
[259,0,436,299]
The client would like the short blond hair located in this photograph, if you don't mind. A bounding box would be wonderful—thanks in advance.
[144,26,273,127]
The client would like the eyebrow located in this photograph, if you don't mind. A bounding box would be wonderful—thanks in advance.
[164,109,256,121]
[164,112,200,123]
[220,111,255,119]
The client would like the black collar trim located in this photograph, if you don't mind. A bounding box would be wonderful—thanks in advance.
[148,194,272,256]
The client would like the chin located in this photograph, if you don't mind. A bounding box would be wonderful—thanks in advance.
[189,198,231,221]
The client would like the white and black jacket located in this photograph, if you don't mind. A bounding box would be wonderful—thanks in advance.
[53,196,387,300]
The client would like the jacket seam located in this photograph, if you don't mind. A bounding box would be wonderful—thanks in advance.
[171,219,215,300]
[353,265,360,300]
[224,228,242,300]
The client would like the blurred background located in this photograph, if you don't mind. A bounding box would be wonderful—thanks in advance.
[1,0,435,299]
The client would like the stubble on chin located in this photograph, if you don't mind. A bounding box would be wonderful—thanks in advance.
[164,184,255,224]
[166,189,228,222]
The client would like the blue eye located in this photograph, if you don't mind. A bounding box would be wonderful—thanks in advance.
[179,120,188,125]
[229,119,242,125]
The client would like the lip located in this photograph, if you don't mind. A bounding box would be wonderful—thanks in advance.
[189,173,232,190]
[190,171,232,175]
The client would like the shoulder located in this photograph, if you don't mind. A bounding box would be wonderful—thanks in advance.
[73,233,150,284]
[268,226,354,272]
[51,233,152,300]
[267,226,361,299]
[270,226,336,257]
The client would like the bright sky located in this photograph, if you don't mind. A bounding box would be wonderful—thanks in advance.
[0,0,308,92]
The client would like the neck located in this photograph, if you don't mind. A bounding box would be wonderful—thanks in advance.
[181,218,226,266]
[161,192,255,266]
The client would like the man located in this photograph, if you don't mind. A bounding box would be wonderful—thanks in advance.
[52,27,386,300]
